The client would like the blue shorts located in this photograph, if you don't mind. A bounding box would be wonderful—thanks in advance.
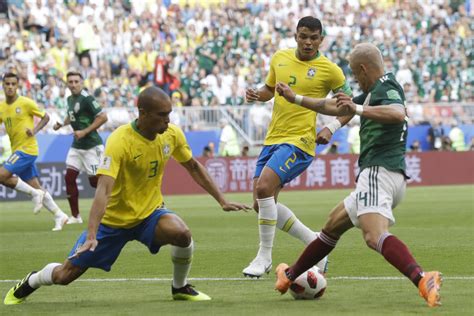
[68,208,173,271]
[3,151,39,181]
[254,144,314,185]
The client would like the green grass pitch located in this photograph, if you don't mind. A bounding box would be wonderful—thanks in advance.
[1,185,473,315]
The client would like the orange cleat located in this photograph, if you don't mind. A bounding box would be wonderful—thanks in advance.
[274,263,292,294]
[418,271,443,307]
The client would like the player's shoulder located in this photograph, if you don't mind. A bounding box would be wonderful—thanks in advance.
[318,53,342,70]
[80,89,94,100]
[17,96,36,104]
[272,48,295,61]
[377,73,403,92]
[164,123,185,138]
[17,96,39,108]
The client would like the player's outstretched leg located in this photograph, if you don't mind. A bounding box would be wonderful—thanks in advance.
[3,271,37,305]
[418,271,443,307]
[276,203,329,273]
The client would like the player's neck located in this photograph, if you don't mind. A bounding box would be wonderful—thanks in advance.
[296,50,320,61]
[135,120,157,141]
[5,94,18,104]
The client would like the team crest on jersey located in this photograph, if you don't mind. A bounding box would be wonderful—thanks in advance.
[74,102,80,112]
[307,67,317,78]
[15,107,21,114]
[163,144,171,156]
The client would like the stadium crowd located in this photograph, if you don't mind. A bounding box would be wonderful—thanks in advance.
[0,0,472,134]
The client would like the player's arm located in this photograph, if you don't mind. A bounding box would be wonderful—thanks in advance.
[275,82,349,116]
[180,157,251,212]
[53,116,71,130]
[27,112,50,137]
[70,175,115,258]
[80,112,108,135]
[245,84,275,103]
[336,93,405,124]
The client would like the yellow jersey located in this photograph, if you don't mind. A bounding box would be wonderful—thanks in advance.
[0,96,45,156]
[265,49,349,156]
[97,121,192,228]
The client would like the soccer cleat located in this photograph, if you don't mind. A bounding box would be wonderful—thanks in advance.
[418,271,443,307]
[4,271,37,305]
[316,256,329,275]
[274,263,292,294]
[242,257,272,278]
[172,284,211,301]
[52,212,69,231]
[67,215,83,224]
[32,190,45,214]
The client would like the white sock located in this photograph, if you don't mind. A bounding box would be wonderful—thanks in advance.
[171,239,193,289]
[14,178,37,195]
[42,191,62,215]
[28,263,61,289]
[256,197,277,260]
[276,203,317,245]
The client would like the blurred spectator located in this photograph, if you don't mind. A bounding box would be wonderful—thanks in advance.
[347,118,360,154]
[241,144,250,157]
[202,141,215,158]
[449,121,466,151]
[427,120,445,150]
[409,140,422,152]
[441,136,453,151]
[218,118,240,157]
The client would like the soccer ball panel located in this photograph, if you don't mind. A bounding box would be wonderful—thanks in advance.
[288,266,327,300]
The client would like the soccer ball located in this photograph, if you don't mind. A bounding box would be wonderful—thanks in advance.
[289,266,327,300]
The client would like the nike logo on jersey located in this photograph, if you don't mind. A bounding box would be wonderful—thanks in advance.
[133,154,143,160]
[278,63,288,67]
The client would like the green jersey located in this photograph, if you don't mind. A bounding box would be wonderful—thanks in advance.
[67,90,103,150]
[353,73,408,175]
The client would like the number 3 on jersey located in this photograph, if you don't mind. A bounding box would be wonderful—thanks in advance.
[149,160,158,178]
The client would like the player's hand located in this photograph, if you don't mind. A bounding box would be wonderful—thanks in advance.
[221,201,252,212]
[335,92,356,115]
[67,239,98,260]
[25,128,34,137]
[275,82,296,103]
[53,122,62,131]
[74,130,87,140]
[245,87,260,103]
[316,127,333,144]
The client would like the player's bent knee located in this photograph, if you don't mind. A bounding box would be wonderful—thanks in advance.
[362,231,379,250]
[174,229,192,248]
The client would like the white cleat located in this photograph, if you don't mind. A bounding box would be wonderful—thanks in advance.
[52,213,69,231]
[32,190,45,214]
[67,215,83,224]
[242,257,272,278]
[315,256,329,274]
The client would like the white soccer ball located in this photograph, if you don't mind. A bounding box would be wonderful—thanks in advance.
[289,266,327,300]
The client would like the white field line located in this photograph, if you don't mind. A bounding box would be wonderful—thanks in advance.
[0,276,473,283]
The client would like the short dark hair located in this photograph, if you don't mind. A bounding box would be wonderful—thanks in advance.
[66,71,83,79]
[2,72,19,82]
[296,16,323,34]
